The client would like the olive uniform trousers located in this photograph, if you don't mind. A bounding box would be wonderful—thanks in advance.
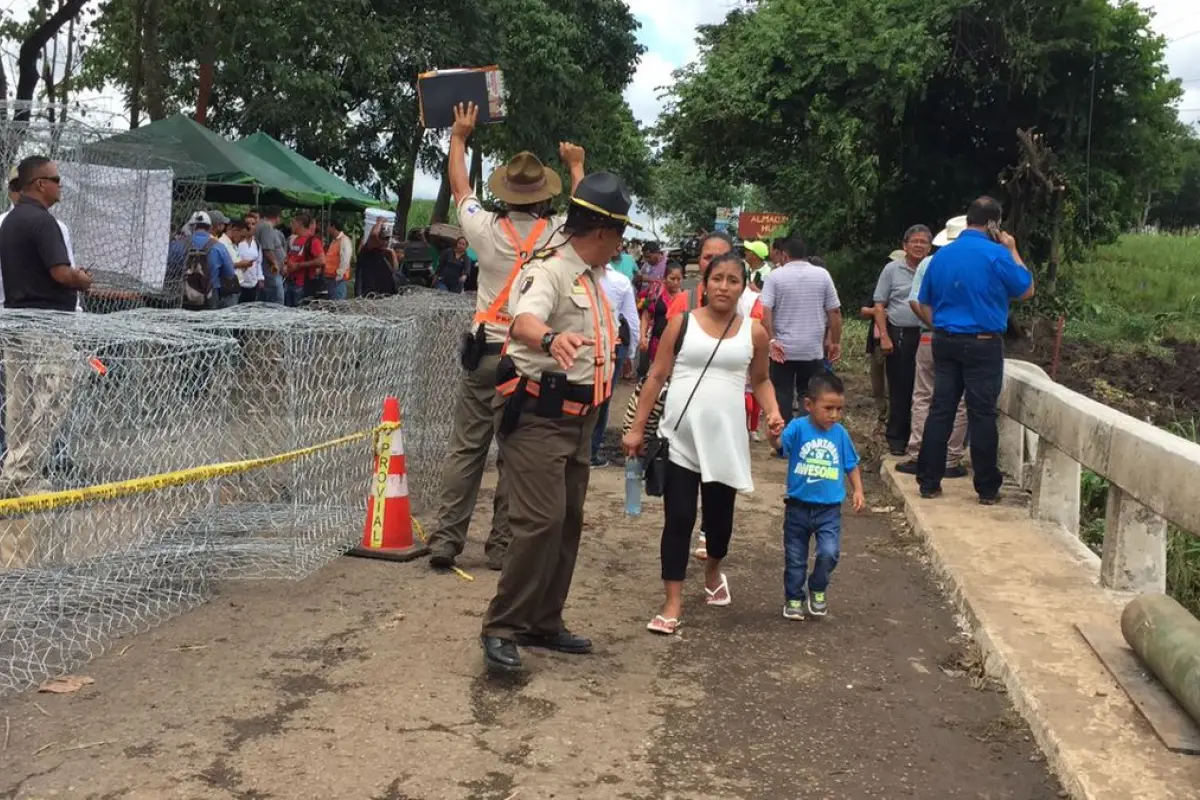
[427,353,511,562]
[482,396,598,640]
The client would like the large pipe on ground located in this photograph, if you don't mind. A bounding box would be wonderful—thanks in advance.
[1121,594,1200,726]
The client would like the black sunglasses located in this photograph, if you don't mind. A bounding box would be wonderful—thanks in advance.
[38,175,61,184]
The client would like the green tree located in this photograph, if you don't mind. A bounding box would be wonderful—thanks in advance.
[77,0,649,222]
[1148,136,1200,231]
[659,0,1183,263]
[640,151,743,235]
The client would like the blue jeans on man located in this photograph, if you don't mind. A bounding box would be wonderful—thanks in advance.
[260,274,284,304]
[590,350,627,463]
[783,501,841,602]
[918,334,1004,499]
[284,280,303,308]
[328,279,348,300]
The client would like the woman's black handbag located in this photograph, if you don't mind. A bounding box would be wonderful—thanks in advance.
[642,313,737,497]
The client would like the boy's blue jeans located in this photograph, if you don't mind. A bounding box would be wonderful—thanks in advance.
[783,500,842,601]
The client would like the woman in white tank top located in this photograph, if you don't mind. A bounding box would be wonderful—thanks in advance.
[623,254,785,635]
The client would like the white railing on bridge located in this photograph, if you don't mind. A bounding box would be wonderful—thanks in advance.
[997,359,1200,594]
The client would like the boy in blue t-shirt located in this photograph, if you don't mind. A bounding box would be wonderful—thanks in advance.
[771,373,865,620]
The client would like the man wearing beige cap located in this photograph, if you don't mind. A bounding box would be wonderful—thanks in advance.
[426,101,586,572]
[896,215,968,477]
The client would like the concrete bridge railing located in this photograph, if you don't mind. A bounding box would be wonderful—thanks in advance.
[997,359,1200,594]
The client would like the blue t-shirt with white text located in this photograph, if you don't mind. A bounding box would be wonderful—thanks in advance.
[781,416,859,505]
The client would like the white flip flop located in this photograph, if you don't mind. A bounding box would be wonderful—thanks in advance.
[705,573,731,607]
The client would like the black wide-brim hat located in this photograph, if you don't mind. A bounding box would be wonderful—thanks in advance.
[570,172,642,229]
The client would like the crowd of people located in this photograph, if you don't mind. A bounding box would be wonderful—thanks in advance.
[421,105,1036,675]
[0,116,1036,670]
[411,102,889,675]
[167,207,482,311]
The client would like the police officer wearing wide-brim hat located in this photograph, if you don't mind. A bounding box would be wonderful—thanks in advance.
[481,172,635,674]
[425,101,585,573]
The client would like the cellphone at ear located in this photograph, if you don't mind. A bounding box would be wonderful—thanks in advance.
[986,220,1002,243]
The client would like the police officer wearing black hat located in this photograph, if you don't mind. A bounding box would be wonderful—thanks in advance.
[480,172,634,673]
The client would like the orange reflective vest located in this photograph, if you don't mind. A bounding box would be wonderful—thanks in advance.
[474,218,549,327]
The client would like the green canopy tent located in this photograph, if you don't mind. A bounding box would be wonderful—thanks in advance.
[236,133,382,211]
[94,114,329,207]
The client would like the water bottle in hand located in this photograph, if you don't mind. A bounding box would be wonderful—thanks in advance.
[624,457,642,516]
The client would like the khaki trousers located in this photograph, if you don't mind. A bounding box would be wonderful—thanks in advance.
[0,336,73,569]
[906,337,967,467]
[482,398,597,640]
[869,349,888,422]
[427,353,510,561]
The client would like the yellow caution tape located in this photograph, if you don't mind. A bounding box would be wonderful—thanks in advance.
[411,518,473,582]
[3,420,478,582]
[0,422,402,517]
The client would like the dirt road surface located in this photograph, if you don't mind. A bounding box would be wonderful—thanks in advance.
[0,387,1061,799]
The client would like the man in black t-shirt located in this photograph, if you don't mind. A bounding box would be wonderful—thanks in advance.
[0,156,91,310]
[0,156,92,514]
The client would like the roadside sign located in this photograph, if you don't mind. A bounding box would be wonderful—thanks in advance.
[738,212,789,240]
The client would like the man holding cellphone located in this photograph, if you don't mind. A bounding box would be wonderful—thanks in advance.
[915,196,1035,505]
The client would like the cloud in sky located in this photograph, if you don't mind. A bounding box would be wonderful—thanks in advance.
[1144,0,1200,127]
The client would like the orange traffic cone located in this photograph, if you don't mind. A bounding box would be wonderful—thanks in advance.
[348,396,428,562]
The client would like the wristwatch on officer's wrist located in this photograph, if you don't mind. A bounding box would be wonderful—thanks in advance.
[541,332,559,353]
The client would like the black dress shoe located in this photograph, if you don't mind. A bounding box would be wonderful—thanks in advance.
[919,487,943,500]
[480,636,523,672]
[429,548,456,569]
[944,465,969,479]
[895,460,919,475]
[514,630,593,654]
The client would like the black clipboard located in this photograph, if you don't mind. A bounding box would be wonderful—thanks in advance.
[418,67,508,129]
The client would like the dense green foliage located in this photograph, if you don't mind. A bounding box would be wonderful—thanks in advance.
[73,0,650,202]
[1148,137,1200,231]
[657,0,1189,263]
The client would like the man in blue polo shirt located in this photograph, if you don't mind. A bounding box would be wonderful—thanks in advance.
[916,196,1034,504]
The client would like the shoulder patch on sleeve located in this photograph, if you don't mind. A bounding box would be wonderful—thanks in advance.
[520,275,535,295]
[464,201,482,217]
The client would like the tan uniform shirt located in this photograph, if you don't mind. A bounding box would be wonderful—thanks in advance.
[507,243,618,387]
[458,193,565,344]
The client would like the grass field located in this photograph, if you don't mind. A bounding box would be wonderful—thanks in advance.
[1063,233,1200,344]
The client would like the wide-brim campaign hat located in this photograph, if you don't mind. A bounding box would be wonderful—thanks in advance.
[933,215,968,247]
[487,152,563,205]
[570,171,642,230]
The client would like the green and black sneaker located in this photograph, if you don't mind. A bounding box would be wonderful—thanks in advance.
[807,591,828,617]
[783,600,805,621]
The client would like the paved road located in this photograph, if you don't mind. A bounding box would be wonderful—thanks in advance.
[0,391,1061,799]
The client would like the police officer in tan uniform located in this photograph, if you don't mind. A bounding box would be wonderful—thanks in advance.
[481,172,634,673]
[426,102,586,571]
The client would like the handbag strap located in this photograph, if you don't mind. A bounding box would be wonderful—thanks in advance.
[671,311,738,433]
